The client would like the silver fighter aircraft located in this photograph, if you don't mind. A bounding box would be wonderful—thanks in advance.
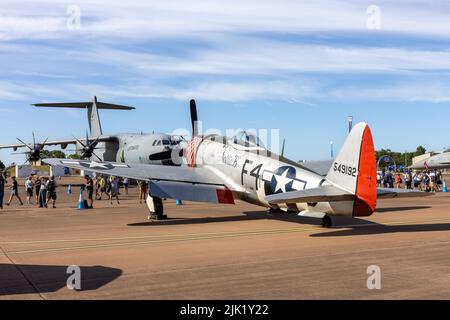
[44,100,430,228]
[410,150,450,170]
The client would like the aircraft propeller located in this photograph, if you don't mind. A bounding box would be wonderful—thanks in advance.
[71,131,102,161]
[12,132,48,164]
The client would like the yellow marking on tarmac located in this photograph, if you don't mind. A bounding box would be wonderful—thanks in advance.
[3,226,321,255]
[1,216,450,255]
[0,226,320,245]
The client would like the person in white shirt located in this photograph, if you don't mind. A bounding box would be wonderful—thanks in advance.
[25,176,34,205]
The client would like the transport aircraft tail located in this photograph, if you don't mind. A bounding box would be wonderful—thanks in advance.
[33,96,135,136]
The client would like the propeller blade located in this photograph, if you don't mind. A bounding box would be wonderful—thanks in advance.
[281,138,285,157]
[190,99,198,138]
[92,135,101,145]
[40,137,49,149]
[73,135,87,148]
[16,138,32,151]
[32,131,36,147]
[92,151,102,162]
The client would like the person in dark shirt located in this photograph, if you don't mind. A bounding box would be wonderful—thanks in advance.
[34,176,42,204]
[45,176,57,208]
[85,175,94,209]
[0,173,5,210]
[6,176,23,206]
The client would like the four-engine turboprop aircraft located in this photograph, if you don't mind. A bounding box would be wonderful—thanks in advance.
[0,96,181,165]
[44,100,430,228]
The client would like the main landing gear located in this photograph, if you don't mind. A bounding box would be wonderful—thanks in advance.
[321,215,332,228]
[146,195,167,220]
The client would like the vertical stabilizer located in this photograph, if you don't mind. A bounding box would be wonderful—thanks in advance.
[88,96,102,136]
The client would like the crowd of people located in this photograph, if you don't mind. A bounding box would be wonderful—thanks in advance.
[82,175,148,209]
[377,169,444,192]
[0,172,149,211]
[0,174,58,209]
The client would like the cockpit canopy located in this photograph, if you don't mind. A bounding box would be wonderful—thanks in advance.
[202,131,266,150]
[231,130,265,148]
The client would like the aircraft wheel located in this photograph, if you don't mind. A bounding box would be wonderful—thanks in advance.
[321,215,332,228]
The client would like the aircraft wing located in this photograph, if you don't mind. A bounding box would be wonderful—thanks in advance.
[265,185,354,204]
[376,188,434,198]
[0,136,115,150]
[43,158,241,204]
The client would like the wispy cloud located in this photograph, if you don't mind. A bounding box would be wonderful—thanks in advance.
[1,0,450,40]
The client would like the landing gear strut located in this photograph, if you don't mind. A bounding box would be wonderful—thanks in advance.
[146,195,167,220]
[321,215,332,228]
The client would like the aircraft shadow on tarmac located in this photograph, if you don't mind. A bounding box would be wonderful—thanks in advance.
[127,210,373,227]
[127,205,438,236]
[128,211,271,226]
[0,264,122,296]
[375,206,431,213]
[311,222,450,237]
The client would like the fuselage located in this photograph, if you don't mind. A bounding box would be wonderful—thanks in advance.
[96,133,181,165]
[191,135,356,216]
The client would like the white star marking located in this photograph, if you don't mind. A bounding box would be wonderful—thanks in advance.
[274,169,293,193]
[89,161,109,169]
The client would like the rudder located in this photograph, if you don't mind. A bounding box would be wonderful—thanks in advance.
[326,122,376,216]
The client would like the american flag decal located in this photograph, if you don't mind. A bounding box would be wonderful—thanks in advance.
[186,136,202,167]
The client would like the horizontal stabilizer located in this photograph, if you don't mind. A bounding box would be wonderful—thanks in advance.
[265,185,354,204]
[33,101,134,110]
[376,188,434,198]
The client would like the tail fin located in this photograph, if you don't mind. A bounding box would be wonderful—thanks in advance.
[326,122,376,216]
[33,96,135,136]
[88,96,102,136]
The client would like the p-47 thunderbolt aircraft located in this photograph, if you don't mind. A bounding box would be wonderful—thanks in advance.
[44,100,430,228]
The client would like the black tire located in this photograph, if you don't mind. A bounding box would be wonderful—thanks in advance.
[322,215,332,228]
[152,197,164,215]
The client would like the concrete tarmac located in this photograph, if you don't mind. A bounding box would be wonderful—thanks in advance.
[0,179,449,299]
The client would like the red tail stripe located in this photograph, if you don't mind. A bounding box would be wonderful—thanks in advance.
[353,125,377,217]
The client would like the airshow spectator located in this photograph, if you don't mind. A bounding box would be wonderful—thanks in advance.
[395,173,402,189]
[39,177,48,208]
[6,176,24,206]
[96,175,107,200]
[109,176,120,205]
[376,172,382,187]
[138,180,148,204]
[123,177,129,195]
[384,171,394,188]
[0,174,5,210]
[46,176,57,208]
[25,176,34,205]
[436,170,443,191]
[85,175,94,209]
[34,176,41,204]
[404,171,412,190]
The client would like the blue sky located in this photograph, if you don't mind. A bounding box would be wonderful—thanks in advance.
[1,0,450,165]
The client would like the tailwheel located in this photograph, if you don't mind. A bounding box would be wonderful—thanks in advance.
[146,195,167,220]
[321,215,332,228]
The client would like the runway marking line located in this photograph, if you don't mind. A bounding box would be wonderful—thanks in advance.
[1,217,450,255]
